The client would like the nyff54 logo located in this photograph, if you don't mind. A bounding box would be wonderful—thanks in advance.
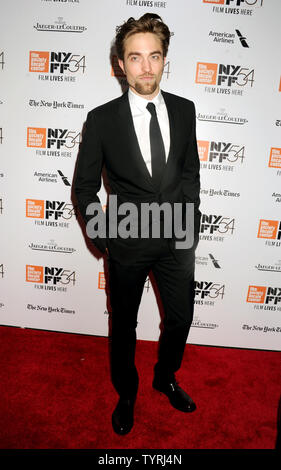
[26,199,76,221]
[29,51,86,74]
[198,140,245,164]
[200,214,235,235]
[196,63,254,88]
[195,281,225,306]
[26,265,76,289]
[27,127,80,150]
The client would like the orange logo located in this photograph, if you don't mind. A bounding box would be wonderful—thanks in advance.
[26,199,44,219]
[98,272,106,289]
[257,220,279,239]
[279,77,281,92]
[26,265,44,283]
[246,286,266,303]
[196,62,218,85]
[268,147,281,168]
[29,51,49,73]
[27,127,46,148]
[197,140,210,161]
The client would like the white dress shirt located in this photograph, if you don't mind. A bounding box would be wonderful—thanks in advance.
[128,88,170,175]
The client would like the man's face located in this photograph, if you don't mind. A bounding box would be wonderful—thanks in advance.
[118,32,166,99]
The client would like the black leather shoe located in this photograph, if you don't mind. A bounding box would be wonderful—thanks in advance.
[153,378,196,412]
[112,398,135,435]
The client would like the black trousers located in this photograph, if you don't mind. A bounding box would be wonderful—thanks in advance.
[107,237,196,399]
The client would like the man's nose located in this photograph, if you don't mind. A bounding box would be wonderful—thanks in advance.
[141,57,152,72]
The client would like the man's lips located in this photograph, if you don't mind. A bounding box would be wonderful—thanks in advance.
[139,76,154,80]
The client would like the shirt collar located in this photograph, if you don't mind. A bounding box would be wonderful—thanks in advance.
[128,87,164,113]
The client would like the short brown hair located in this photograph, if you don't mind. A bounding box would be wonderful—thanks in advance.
[115,13,170,61]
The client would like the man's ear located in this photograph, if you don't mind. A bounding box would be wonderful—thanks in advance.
[118,58,125,74]
[163,56,166,65]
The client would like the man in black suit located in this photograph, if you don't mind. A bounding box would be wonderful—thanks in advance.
[74,13,201,435]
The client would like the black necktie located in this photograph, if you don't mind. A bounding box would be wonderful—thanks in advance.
[146,102,166,189]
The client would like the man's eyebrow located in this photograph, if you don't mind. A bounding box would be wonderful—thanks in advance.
[127,50,162,57]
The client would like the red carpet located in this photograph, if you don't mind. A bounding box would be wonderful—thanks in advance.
[0,325,280,449]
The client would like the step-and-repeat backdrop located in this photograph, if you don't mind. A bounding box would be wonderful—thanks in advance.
[0,0,280,350]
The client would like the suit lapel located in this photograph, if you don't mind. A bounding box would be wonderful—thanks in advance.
[118,90,155,190]
[161,90,177,186]
[117,89,178,192]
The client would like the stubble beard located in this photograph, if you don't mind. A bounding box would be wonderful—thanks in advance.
[133,78,158,96]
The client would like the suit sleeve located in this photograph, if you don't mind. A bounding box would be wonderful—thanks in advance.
[182,102,201,239]
[74,111,107,254]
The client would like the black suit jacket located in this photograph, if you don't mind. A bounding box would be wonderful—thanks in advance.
[74,89,201,263]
